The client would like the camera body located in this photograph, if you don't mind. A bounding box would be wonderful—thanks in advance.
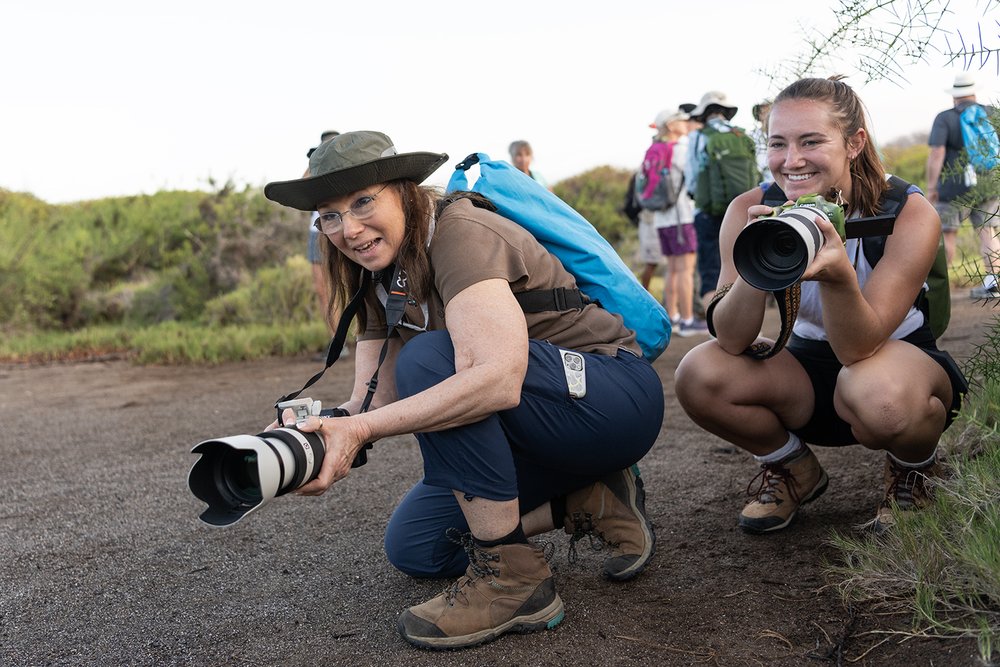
[733,194,846,291]
[188,397,349,527]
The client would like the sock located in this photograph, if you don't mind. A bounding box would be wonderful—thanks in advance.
[985,274,998,291]
[754,432,804,464]
[549,495,567,530]
[681,317,694,326]
[888,449,937,469]
[473,523,527,548]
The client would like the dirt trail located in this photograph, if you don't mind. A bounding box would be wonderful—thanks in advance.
[0,295,994,666]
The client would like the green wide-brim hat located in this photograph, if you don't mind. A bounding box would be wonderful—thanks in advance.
[265,131,449,211]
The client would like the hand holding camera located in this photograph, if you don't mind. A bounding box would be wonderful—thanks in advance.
[734,194,847,291]
[188,397,370,526]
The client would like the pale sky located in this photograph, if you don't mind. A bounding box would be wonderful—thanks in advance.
[3,0,997,204]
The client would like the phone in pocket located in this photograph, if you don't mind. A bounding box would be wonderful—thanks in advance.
[559,349,587,399]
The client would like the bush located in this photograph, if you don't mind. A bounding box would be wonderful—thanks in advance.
[553,166,634,246]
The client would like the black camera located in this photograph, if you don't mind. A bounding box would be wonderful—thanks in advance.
[188,398,358,527]
[733,195,846,291]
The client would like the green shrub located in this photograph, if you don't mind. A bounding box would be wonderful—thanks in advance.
[826,381,1000,664]
[553,166,633,246]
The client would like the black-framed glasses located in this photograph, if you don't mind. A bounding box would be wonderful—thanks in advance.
[313,184,389,235]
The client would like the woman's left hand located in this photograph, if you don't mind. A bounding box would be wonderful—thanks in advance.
[800,214,853,284]
[278,409,370,496]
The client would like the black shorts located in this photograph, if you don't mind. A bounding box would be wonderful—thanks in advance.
[786,329,968,446]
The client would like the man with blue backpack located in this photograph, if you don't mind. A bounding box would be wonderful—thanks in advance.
[926,71,1000,299]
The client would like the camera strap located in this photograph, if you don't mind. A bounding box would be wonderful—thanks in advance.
[275,264,408,405]
[705,282,801,360]
[274,270,373,414]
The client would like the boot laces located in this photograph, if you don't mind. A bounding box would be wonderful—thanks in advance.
[882,459,932,510]
[441,528,552,604]
[746,461,801,506]
[566,511,620,565]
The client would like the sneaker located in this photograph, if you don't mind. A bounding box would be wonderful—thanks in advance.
[969,285,1000,300]
[739,446,829,534]
[397,532,564,650]
[564,465,655,581]
[870,454,939,534]
[676,318,710,337]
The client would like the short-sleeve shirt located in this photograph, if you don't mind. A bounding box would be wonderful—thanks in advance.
[359,198,640,357]
[928,100,991,202]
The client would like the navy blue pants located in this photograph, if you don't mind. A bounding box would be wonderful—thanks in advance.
[383,330,664,578]
[694,210,724,298]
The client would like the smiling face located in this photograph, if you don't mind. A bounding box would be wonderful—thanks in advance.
[318,183,406,272]
[766,98,865,202]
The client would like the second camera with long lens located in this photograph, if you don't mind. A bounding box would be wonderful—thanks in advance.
[733,195,845,291]
[188,398,365,527]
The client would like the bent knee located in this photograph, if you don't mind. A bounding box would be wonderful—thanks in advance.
[675,343,736,410]
[836,375,921,443]
[384,533,466,579]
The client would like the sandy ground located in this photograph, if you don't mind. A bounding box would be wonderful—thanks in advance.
[1,294,995,666]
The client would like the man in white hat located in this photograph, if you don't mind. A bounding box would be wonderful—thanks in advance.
[925,72,1000,299]
[684,91,759,311]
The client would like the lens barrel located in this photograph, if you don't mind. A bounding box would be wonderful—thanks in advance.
[733,207,826,291]
[188,427,325,527]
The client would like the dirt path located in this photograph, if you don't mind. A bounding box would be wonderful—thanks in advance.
[1,295,994,666]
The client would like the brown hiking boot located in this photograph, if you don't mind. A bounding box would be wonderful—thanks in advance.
[739,446,829,534]
[564,465,655,581]
[871,454,939,534]
[397,531,564,650]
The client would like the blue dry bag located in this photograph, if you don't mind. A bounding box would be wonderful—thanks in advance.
[447,153,671,361]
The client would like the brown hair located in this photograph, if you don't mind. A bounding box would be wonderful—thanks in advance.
[773,76,886,217]
[320,180,439,334]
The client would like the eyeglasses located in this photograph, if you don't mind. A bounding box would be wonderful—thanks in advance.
[313,184,389,235]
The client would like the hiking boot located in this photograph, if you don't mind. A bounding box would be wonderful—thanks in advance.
[564,465,655,581]
[397,532,564,650]
[870,454,939,534]
[739,446,829,534]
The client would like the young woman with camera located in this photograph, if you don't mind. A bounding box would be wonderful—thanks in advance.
[674,77,967,535]
[262,131,663,650]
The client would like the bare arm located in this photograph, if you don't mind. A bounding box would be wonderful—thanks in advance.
[925,145,945,205]
[295,278,529,493]
[809,193,939,364]
[709,188,773,354]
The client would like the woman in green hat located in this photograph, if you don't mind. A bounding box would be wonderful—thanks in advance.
[264,130,664,650]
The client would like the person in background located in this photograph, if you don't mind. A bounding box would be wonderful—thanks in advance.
[685,91,758,313]
[264,131,663,650]
[750,99,774,183]
[925,72,1000,299]
[676,76,967,537]
[508,140,552,190]
[648,109,707,336]
[306,130,343,359]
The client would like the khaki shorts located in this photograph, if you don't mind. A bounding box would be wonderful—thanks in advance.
[637,210,663,264]
[936,198,1000,232]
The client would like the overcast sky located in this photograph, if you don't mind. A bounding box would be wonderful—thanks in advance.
[3,0,996,204]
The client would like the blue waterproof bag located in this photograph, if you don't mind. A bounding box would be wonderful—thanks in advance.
[447,153,671,361]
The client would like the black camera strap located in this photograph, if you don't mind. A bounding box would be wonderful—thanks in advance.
[273,264,411,466]
[274,270,372,415]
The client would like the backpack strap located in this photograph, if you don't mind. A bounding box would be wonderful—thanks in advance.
[515,287,593,312]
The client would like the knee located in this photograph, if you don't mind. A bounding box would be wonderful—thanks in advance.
[384,530,465,579]
[675,344,728,415]
[395,330,456,399]
[836,372,912,445]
